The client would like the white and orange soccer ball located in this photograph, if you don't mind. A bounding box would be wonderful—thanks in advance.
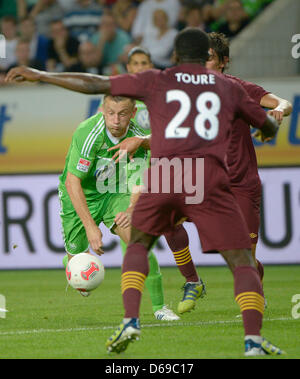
[66,253,105,293]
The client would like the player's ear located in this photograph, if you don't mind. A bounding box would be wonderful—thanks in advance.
[223,56,230,71]
[171,50,178,64]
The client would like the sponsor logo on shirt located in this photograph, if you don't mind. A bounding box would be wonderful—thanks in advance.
[77,158,91,173]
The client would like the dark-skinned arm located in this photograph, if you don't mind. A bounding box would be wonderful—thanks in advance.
[259,114,280,142]
[5,66,111,95]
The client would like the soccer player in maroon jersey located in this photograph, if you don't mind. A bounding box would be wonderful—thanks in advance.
[206,33,292,282]
[108,35,293,309]
[5,28,284,356]
[124,46,206,313]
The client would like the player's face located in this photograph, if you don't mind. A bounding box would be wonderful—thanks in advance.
[102,98,137,137]
[127,53,153,74]
[206,48,224,72]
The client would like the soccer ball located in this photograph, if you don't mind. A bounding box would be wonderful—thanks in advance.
[66,253,105,293]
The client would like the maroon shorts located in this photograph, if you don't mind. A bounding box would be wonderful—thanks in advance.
[132,157,252,253]
[231,185,262,245]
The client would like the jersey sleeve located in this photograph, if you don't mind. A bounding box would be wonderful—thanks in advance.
[233,81,267,129]
[110,70,159,102]
[67,116,105,179]
[237,78,270,103]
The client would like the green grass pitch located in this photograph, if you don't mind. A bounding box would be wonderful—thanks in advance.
[0,265,299,359]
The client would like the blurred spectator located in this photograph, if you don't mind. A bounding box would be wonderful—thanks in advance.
[17,0,39,19]
[0,17,18,70]
[210,0,268,22]
[68,41,102,73]
[57,0,78,10]
[239,0,275,18]
[112,0,138,34]
[7,38,44,71]
[180,0,215,24]
[28,0,65,37]
[182,6,211,32]
[63,0,103,42]
[19,17,49,69]
[91,12,132,70]
[47,19,79,71]
[131,0,181,43]
[141,9,177,69]
[97,0,118,6]
[0,0,17,18]
[217,0,249,39]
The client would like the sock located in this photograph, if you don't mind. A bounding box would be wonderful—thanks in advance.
[121,240,164,313]
[122,243,149,318]
[245,335,263,344]
[145,251,165,312]
[234,266,265,336]
[164,224,199,283]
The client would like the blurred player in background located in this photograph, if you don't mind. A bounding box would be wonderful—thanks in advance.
[5,28,284,356]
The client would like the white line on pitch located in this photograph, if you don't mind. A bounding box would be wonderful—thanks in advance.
[0,317,293,337]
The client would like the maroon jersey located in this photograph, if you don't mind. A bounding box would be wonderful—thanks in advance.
[225,74,270,190]
[110,64,267,168]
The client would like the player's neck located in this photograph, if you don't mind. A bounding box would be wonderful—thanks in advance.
[106,125,129,145]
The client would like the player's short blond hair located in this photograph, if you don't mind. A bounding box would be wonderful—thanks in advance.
[103,95,136,108]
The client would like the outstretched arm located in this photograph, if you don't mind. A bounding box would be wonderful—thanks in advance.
[5,66,111,95]
[253,93,292,142]
[65,172,104,255]
[260,93,293,124]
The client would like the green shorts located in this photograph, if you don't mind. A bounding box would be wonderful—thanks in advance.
[58,186,131,255]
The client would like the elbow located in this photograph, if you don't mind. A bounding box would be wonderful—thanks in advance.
[85,76,111,95]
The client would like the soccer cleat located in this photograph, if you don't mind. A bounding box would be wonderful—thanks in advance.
[177,280,206,314]
[106,318,141,354]
[154,305,180,321]
[245,337,286,356]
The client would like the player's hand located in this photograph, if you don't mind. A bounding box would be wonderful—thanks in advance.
[86,225,104,255]
[267,108,284,125]
[108,136,144,163]
[5,66,44,84]
[114,211,131,229]
[252,129,272,143]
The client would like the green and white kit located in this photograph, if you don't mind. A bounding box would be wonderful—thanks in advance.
[59,111,148,255]
[60,104,173,316]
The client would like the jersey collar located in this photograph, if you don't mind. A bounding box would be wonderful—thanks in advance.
[105,124,130,145]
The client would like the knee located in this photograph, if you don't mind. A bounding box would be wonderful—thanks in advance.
[221,249,256,272]
[129,227,157,251]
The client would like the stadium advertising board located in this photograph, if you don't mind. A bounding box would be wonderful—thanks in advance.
[0,168,299,269]
[0,80,300,173]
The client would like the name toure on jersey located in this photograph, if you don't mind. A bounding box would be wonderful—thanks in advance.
[175,72,216,85]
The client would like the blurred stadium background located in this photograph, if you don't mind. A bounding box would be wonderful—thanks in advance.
[0,0,299,270]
